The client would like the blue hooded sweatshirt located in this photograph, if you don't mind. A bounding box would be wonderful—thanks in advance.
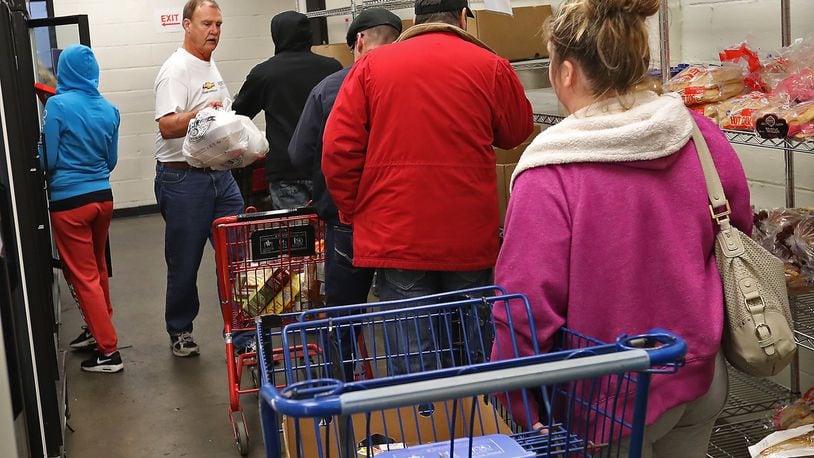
[41,44,119,204]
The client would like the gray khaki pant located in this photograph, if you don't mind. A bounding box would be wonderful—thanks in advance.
[619,349,728,457]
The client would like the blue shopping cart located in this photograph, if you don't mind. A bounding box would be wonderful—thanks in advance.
[256,289,686,457]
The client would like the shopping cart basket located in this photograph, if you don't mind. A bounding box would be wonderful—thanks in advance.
[256,290,687,457]
[212,207,326,455]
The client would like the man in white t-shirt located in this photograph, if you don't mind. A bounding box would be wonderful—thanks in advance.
[154,0,243,357]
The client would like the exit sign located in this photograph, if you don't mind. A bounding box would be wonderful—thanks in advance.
[154,8,182,33]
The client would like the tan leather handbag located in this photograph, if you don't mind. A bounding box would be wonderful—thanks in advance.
[691,119,796,377]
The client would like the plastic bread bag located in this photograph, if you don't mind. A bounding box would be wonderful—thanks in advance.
[719,41,762,75]
[689,102,721,125]
[787,215,814,274]
[665,65,745,105]
[753,208,806,262]
[183,107,246,168]
[717,92,786,131]
[778,101,814,140]
[774,389,814,431]
[749,424,814,457]
[211,116,269,171]
[778,37,814,75]
[772,69,814,105]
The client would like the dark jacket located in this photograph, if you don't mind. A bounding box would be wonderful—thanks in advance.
[288,68,350,222]
[233,11,342,182]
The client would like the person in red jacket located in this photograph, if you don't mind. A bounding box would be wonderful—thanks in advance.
[322,0,533,375]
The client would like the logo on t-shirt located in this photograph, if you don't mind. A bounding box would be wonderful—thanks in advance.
[202,82,216,91]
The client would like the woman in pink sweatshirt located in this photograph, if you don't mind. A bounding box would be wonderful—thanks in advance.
[492,0,751,456]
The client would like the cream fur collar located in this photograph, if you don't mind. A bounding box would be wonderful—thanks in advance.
[511,91,693,188]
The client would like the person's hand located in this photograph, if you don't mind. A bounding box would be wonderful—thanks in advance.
[533,422,549,434]
[206,100,223,109]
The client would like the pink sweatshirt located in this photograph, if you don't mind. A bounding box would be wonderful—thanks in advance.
[492,106,751,432]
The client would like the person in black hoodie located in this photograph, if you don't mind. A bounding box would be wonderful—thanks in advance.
[233,11,342,210]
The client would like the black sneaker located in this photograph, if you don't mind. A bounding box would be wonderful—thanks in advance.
[69,327,96,351]
[80,351,123,373]
[170,332,200,357]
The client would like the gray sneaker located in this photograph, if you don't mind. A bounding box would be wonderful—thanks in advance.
[170,332,200,357]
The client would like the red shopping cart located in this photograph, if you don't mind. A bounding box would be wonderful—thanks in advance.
[256,289,687,457]
[212,207,327,455]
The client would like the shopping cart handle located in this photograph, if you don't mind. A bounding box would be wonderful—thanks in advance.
[616,329,687,367]
[260,384,343,417]
[235,206,317,222]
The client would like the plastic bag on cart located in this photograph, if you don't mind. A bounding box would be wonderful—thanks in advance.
[749,424,814,457]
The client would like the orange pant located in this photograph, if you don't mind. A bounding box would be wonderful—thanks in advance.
[50,201,117,354]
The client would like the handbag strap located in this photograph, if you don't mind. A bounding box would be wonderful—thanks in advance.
[690,118,732,229]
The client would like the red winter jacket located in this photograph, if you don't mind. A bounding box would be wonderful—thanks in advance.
[323,26,533,271]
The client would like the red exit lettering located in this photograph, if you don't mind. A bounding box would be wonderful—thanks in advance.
[161,13,180,26]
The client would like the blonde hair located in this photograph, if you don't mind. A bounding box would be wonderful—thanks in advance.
[548,0,659,97]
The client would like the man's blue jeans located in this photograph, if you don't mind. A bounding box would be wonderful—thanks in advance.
[155,164,244,336]
[377,268,493,376]
[268,179,312,210]
[324,222,375,381]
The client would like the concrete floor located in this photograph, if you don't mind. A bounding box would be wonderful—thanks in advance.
[61,213,265,457]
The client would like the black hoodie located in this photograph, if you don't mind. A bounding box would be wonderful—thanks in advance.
[233,11,342,182]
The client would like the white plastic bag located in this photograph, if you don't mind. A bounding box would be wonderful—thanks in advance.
[749,424,814,457]
[183,107,246,168]
[211,116,269,171]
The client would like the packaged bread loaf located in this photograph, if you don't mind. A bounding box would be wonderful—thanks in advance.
[716,92,786,131]
[665,65,745,105]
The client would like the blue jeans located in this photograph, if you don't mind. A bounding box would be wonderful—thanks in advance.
[324,222,375,381]
[155,164,244,335]
[268,179,312,210]
[326,223,375,308]
[377,268,493,375]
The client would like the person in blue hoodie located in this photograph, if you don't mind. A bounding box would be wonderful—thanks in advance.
[41,44,123,373]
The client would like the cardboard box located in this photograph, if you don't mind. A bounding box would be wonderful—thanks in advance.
[496,163,518,223]
[283,396,512,457]
[496,164,507,223]
[468,6,552,62]
[312,43,354,68]
[495,143,528,165]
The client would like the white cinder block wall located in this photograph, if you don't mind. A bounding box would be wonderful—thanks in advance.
[52,0,814,212]
[51,0,294,208]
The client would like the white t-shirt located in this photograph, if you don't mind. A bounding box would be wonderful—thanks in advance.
[154,48,230,162]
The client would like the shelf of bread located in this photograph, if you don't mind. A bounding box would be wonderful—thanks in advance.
[668,39,814,145]
[724,129,814,154]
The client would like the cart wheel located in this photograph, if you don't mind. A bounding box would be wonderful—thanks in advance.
[231,411,249,456]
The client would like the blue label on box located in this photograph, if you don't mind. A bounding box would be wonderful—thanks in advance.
[375,435,534,458]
